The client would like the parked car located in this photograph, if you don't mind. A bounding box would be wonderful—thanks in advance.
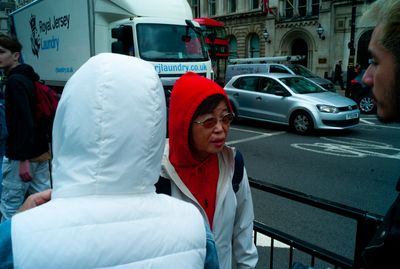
[348,70,376,114]
[225,63,336,92]
[224,73,360,135]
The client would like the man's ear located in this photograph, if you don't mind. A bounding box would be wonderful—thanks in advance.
[13,51,20,62]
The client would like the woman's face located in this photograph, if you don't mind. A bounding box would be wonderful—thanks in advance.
[190,100,232,161]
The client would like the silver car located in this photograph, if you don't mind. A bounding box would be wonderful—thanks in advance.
[225,63,336,92]
[224,73,360,134]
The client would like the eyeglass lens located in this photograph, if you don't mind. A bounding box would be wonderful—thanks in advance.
[202,113,233,128]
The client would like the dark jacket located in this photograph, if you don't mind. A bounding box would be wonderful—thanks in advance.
[0,84,7,155]
[362,177,400,269]
[5,64,49,160]
[334,63,342,79]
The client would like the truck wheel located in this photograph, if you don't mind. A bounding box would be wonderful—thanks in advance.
[290,111,313,135]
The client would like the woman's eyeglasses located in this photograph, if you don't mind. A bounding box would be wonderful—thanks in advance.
[193,113,234,129]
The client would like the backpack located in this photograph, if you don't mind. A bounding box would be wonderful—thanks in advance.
[156,150,244,195]
[34,81,60,143]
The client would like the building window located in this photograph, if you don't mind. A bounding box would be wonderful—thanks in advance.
[228,36,238,59]
[284,0,319,19]
[208,0,216,16]
[285,0,294,18]
[298,0,307,17]
[191,0,200,18]
[311,0,320,16]
[251,0,259,10]
[248,34,260,58]
[228,0,236,13]
[337,19,345,29]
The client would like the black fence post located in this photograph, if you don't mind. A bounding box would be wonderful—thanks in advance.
[353,214,383,269]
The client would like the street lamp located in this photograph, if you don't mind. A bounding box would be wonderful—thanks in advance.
[263,28,271,43]
[316,23,326,40]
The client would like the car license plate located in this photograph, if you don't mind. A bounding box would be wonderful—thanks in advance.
[346,112,359,120]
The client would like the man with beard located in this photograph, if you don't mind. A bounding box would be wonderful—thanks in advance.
[361,0,400,268]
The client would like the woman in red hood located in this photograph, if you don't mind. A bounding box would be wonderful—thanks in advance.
[158,72,258,269]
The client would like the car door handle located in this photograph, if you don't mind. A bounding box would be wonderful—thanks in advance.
[233,93,239,97]
[256,96,262,101]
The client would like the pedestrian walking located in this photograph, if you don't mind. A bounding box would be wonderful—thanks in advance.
[0,34,51,220]
[332,59,345,91]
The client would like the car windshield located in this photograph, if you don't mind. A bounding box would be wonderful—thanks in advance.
[137,23,209,62]
[287,64,316,78]
[280,77,326,94]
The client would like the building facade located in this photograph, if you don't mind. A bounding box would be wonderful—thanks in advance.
[3,0,376,82]
[188,0,376,81]
[0,0,16,34]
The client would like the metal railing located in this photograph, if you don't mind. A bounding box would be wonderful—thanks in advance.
[249,178,384,269]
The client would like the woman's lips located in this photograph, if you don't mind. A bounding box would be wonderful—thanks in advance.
[211,139,225,148]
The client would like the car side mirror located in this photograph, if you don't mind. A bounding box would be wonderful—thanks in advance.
[274,90,290,97]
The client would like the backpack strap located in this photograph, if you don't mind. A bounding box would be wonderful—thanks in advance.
[155,176,172,195]
[232,150,244,193]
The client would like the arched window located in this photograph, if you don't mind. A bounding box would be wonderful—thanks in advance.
[228,36,238,59]
[247,34,260,58]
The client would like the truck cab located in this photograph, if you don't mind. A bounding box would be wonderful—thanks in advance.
[10,0,213,104]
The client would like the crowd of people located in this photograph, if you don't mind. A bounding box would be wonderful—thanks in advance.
[0,0,399,268]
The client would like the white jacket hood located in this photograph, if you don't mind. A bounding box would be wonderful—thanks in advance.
[11,54,208,269]
[52,53,166,198]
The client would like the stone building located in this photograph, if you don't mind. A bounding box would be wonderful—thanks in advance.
[0,0,15,34]
[3,0,377,83]
[188,0,376,82]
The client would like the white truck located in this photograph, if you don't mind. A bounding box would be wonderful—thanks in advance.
[10,0,212,100]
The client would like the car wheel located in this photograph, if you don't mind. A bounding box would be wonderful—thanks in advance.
[290,111,314,135]
[358,95,376,114]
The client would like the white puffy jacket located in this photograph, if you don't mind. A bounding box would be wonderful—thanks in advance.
[161,143,258,269]
[11,53,207,269]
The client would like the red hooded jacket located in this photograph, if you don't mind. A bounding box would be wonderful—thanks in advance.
[168,72,230,227]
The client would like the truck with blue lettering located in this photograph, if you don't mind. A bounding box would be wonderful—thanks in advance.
[10,0,212,100]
